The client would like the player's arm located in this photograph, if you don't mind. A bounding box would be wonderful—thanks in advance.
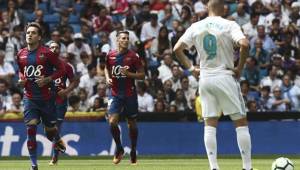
[234,38,249,78]
[16,51,27,86]
[121,66,145,80]
[58,64,80,98]
[173,42,194,71]
[36,50,66,87]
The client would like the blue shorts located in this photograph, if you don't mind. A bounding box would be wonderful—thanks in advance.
[107,95,138,118]
[55,100,68,121]
[23,97,57,127]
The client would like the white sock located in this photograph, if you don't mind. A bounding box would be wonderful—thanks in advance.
[204,126,219,170]
[236,126,252,170]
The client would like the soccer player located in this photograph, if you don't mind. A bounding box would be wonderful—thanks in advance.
[17,22,66,170]
[105,30,145,165]
[173,0,252,170]
[48,41,79,165]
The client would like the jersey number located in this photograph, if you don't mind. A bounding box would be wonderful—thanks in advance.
[203,34,217,60]
[24,65,43,77]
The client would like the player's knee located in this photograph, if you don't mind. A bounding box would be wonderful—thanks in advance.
[45,126,58,141]
[127,119,137,129]
[233,117,248,127]
[26,119,39,126]
[109,116,119,126]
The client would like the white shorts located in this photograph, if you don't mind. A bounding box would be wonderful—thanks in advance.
[199,75,246,119]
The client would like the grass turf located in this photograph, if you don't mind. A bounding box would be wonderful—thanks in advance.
[0,156,298,170]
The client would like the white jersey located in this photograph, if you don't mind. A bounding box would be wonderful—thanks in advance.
[178,16,245,77]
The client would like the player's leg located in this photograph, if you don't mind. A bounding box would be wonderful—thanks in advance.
[218,76,252,170]
[232,116,252,170]
[124,95,139,165]
[199,79,221,170]
[107,96,124,164]
[23,99,39,170]
[50,103,67,165]
[41,100,66,153]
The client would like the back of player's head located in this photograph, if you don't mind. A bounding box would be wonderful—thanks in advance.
[207,0,224,13]
[116,30,129,37]
[25,22,42,36]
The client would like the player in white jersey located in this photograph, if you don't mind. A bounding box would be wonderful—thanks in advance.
[173,0,252,170]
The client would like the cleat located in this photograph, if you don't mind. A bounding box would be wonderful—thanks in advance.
[113,147,124,164]
[54,139,66,153]
[30,165,38,170]
[130,150,137,165]
[49,157,58,166]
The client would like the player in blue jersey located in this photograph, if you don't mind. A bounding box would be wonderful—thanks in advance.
[105,31,145,165]
[48,41,79,165]
[17,22,66,170]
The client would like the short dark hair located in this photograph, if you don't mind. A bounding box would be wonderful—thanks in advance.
[116,30,129,37]
[26,22,42,36]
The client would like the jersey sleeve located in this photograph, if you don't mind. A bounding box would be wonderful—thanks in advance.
[16,49,25,80]
[178,25,194,48]
[47,50,65,80]
[65,63,75,80]
[133,53,143,70]
[230,21,246,44]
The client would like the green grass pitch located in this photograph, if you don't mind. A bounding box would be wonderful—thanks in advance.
[0,156,298,170]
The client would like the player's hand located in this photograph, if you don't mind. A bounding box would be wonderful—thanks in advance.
[35,76,52,87]
[120,67,129,76]
[57,89,68,99]
[231,68,241,79]
[106,78,112,87]
[17,79,27,86]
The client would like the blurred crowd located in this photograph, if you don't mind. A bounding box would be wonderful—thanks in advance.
[0,0,300,119]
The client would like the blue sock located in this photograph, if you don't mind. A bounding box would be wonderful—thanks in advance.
[27,125,37,166]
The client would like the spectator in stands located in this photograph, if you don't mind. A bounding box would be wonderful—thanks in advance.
[92,7,112,34]
[170,89,190,112]
[154,100,167,112]
[278,33,299,60]
[281,74,300,111]
[135,1,151,34]
[60,26,74,47]
[171,25,185,47]
[180,76,195,109]
[88,83,108,108]
[268,18,285,48]
[150,26,172,63]
[0,50,15,85]
[250,1,266,24]
[146,69,163,98]
[194,0,207,19]
[79,63,103,98]
[240,80,257,104]
[163,79,176,104]
[76,51,90,76]
[78,88,89,112]
[140,13,161,42]
[247,100,257,112]
[265,3,289,28]
[230,2,250,26]
[249,38,270,77]
[170,65,182,91]
[258,86,272,111]
[5,92,23,116]
[242,13,259,39]
[111,0,129,22]
[290,2,300,26]
[137,81,154,112]
[260,65,282,91]
[158,53,174,83]
[46,30,67,57]
[5,0,26,31]
[250,25,277,53]
[158,3,179,31]
[57,10,71,31]
[67,33,92,64]
[80,23,93,46]
[241,57,260,91]
[281,0,292,20]
[50,0,74,14]
[180,6,192,29]
[169,103,177,112]
[3,25,24,64]
[34,9,50,41]
[67,95,81,112]
[283,24,299,48]
[271,53,285,78]
[269,86,291,111]
[0,79,12,108]
[154,89,169,111]
[87,97,106,112]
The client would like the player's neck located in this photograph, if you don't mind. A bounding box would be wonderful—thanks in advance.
[117,47,128,54]
[27,43,40,51]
